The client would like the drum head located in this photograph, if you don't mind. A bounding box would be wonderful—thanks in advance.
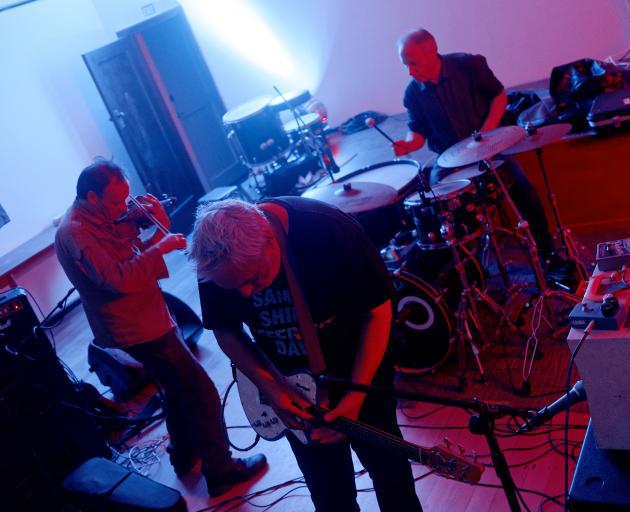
[223,96,272,124]
[428,179,473,199]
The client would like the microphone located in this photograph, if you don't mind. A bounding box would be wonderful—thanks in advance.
[365,117,395,144]
[518,380,587,433]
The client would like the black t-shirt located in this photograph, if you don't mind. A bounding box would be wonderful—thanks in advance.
[404,52,504,154]
[199,197,393,378]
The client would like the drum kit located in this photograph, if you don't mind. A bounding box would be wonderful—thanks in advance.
[304,123,586,392]
[222,90,336,196]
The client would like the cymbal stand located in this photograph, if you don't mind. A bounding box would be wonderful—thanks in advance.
[532,146,589,281]
[273,86,339,182]
[482,159,580,394]
[477,199,515,292]
[439,216,524,391]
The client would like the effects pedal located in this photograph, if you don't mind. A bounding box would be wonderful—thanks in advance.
[596,238,630,271]
[569,295,627,330]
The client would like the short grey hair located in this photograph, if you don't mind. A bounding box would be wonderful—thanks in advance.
[189,199,274,279]
[398,28,438,55]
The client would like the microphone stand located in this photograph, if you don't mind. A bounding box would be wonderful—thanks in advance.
[319,374,530,512]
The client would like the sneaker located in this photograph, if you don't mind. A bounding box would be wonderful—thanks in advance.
[205,454,268,497]
[166,442,199,476]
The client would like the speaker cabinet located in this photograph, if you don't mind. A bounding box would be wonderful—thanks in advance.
[0,288,110,511]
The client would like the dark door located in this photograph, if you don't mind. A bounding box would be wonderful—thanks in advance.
[83,39,203,233]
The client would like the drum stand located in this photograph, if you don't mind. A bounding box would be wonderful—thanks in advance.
[531,146,589,281]
[440,219,524,391]
[482,159,580,395]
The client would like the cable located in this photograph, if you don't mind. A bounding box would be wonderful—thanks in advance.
[220,376,261,452]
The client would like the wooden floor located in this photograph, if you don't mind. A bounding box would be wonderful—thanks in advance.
[47,117,616,512]
[51,247,589,512]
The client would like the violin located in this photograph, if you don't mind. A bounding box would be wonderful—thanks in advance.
[116,195,176,231]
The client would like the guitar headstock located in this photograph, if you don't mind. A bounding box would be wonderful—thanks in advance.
[424,444,485,483]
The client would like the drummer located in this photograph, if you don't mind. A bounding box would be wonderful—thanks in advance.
[391,28,561,271]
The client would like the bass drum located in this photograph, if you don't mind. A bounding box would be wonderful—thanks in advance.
[390,245,485,374]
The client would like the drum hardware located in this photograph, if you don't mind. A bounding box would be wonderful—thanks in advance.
[474,158,581,395]
[439,128,582,394]
[436,211,523,391]
[274,86,339,181]
[502,123,590,282]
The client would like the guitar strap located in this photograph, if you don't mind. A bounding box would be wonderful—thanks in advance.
[264,207,327,378]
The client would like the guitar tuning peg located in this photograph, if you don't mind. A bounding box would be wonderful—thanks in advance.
[443,437,452,448]
[457,444,465,455]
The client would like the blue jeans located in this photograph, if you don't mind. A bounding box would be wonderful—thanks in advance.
[286,375,422,512]
[126,329,232,474]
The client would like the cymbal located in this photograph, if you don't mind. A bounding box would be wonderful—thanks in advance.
[501,123,572,155]
[302,181,397,213]
[439,159,505,182]
[437,126,525,168]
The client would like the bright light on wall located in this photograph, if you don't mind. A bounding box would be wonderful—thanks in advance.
[181,0,295,78]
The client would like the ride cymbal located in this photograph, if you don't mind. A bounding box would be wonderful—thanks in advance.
[501,123,572,155]
[437,126,525,168]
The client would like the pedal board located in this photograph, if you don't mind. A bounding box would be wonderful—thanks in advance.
[596,238,630,271]
[569,298,628,330]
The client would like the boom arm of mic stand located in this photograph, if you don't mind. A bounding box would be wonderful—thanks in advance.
[318,374,527,512]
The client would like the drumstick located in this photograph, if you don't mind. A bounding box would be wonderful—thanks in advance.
[365,117,395,144]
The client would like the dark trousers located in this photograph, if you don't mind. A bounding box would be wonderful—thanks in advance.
[429,156,553,259]
[286,385,422,512]
[126,329,232,475]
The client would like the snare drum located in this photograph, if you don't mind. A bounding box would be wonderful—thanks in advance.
[440,160,504,203]
[223,97,290,166]
[337,160,420,247]
[404,179,482,249]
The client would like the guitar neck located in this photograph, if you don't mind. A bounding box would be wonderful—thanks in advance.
[308,405,428,464]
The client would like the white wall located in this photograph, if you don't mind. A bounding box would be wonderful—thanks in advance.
[180,0,629,127]
[0,0,628,311]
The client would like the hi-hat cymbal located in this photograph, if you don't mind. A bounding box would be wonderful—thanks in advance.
[501,123,572,155]
[437,126,525,168]
[302,181,397,213]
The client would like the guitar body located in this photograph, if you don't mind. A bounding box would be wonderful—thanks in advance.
[235,369,317,444]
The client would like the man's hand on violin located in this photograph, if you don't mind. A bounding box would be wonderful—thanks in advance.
[155,233,187,255]
[137,194,171,230]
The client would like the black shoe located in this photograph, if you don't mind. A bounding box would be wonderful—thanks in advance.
[205,454,268,497]
[166,442,199,476]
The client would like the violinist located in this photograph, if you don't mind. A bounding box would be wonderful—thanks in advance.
[54,158,267,497]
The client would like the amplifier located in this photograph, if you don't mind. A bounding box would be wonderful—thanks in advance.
[0,287,40,349]
[568,420,630,511]
[567,266,630,450]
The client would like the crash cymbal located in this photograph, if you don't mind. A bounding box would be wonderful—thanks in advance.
[302,181,397,213]
[501,123,572,155]
[437,126,525,168]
